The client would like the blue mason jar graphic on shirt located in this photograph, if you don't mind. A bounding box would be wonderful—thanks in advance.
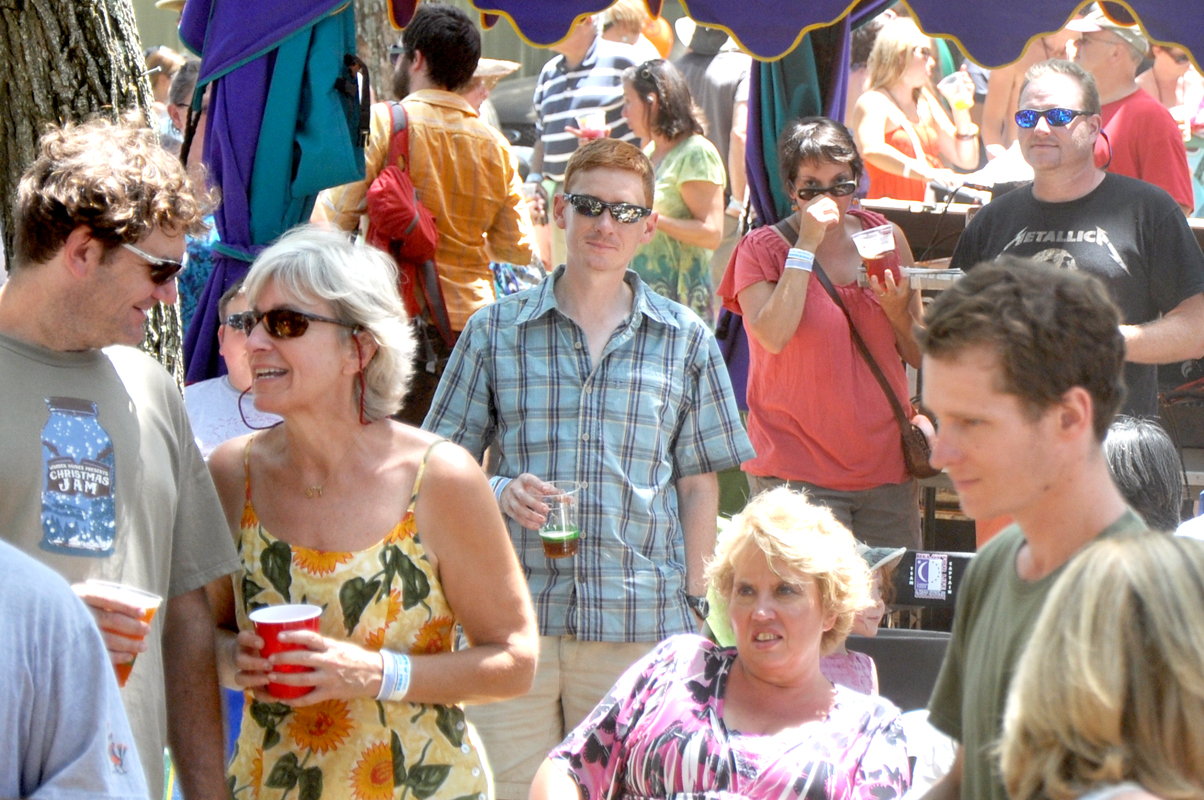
[40,396,116,556]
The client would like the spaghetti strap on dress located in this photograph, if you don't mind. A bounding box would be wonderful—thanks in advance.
[228,436,489,800]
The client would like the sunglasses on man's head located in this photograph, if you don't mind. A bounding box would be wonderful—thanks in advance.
[226,308,358,339]
[122,243,186,285]
[794,181,858,202]
[1014,108,1090,128]
[563,193,652,224]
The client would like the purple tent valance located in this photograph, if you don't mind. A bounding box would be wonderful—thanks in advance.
[384,0,1202,68]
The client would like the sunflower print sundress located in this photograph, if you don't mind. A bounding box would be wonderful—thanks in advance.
[228,439,490,800]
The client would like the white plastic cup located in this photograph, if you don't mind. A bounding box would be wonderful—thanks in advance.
[84,579,163,688]
[851,224,901,284]
[540,481,582,558]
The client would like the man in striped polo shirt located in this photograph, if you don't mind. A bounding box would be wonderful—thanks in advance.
[527,14,640,267]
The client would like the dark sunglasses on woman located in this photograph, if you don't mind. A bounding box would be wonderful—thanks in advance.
[563,193,652,224]
[1014,108,1089,128]
[794,181,858,202]
[122,243,187,285]
[226,308,358,338]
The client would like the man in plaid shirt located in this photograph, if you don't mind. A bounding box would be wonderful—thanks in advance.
[425,138,753,800]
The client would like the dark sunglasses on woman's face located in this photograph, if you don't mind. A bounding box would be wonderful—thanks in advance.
[1168,50,1192,65]
[226,308,358,339]
[794,181,858,202]
[122,243,187,285]
[1014,108,1089,128]
[563,193,653,224]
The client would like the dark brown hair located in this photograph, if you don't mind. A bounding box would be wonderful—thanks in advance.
[13,117,212,269]
[622,59,705,141]
[777,116,865,189]
[920,256,1125,440]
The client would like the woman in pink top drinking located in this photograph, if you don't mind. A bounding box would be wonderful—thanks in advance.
[717,117,924,549]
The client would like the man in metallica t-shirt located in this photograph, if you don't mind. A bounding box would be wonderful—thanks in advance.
[952,59,1204,417]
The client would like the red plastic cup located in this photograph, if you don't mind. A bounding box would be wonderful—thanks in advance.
[84,579,163,688]
[249,604,322,699]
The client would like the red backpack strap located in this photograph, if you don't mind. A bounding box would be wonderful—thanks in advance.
[386,100,411,173]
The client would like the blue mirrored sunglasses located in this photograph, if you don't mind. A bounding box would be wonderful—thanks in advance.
[1014,108,1090,129]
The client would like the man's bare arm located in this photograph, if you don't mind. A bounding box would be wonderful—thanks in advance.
[677,472,720,596]
[917,746,963,800]
[1123,292,1204,364]
[163,586,228,800]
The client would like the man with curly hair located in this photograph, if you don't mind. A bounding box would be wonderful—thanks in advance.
[0,117,240,800]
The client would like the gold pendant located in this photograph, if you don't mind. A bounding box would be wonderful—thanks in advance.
[305,485,323,499]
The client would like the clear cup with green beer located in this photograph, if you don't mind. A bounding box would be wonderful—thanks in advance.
[540,481,582,558]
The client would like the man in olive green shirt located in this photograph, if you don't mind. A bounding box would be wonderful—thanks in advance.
[914,256,1147,800]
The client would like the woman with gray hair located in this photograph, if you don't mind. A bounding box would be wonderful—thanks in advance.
[206,226,538,800]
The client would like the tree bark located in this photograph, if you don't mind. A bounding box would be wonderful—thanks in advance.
[354,0,398,101]
[0,0,183,385]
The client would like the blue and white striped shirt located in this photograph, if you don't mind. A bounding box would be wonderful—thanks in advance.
[424,268,754,642]
[533,38,639,181]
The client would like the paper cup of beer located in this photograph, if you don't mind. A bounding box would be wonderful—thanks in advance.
[249,604,322,699]
[851,224,902,284]
[539,481,582,558]
[84,579,163,688]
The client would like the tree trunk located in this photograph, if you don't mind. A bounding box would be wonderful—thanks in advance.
[354,0,398,101]
[0,0,183,385]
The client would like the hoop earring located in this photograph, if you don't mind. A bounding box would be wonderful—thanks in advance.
[238,387,281,431]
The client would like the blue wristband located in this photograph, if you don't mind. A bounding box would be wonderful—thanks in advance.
[785,248,815,272]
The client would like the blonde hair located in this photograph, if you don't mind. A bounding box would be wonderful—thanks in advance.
[867,17,929,97]
[1000,533,1204,800]
[242,226,416,421]
[600,0,651,36]
[705,487,872,655]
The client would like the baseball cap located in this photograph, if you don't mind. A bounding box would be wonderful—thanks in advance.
[674,17,729,57]
[1066,5,1149,56]
[857,543,907,574]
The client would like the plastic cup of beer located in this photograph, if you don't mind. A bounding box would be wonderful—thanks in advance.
[249,604,322,699]
[851,224,902,284]
[539,481,582,558]
[85,579,163,688]
[937,72,974,111]
[574,112,609,141]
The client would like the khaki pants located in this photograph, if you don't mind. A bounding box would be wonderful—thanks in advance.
[466,635,655,800]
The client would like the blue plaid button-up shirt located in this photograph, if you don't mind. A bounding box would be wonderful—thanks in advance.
[424,268,754,642]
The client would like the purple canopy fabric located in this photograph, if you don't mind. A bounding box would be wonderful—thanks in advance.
[177,0,355,383]
[383,0,1202,67]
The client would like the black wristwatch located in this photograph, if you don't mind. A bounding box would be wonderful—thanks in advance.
[685,594,709,620]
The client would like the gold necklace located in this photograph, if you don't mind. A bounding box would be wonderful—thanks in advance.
[300,435,360,500]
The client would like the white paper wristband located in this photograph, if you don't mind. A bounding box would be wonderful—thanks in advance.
[785,248,815,272]
[376,650,411,702]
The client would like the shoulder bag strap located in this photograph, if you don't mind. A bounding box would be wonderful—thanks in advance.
[776,216,913,431]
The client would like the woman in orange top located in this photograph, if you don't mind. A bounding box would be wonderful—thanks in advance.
[851,18,979,201]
